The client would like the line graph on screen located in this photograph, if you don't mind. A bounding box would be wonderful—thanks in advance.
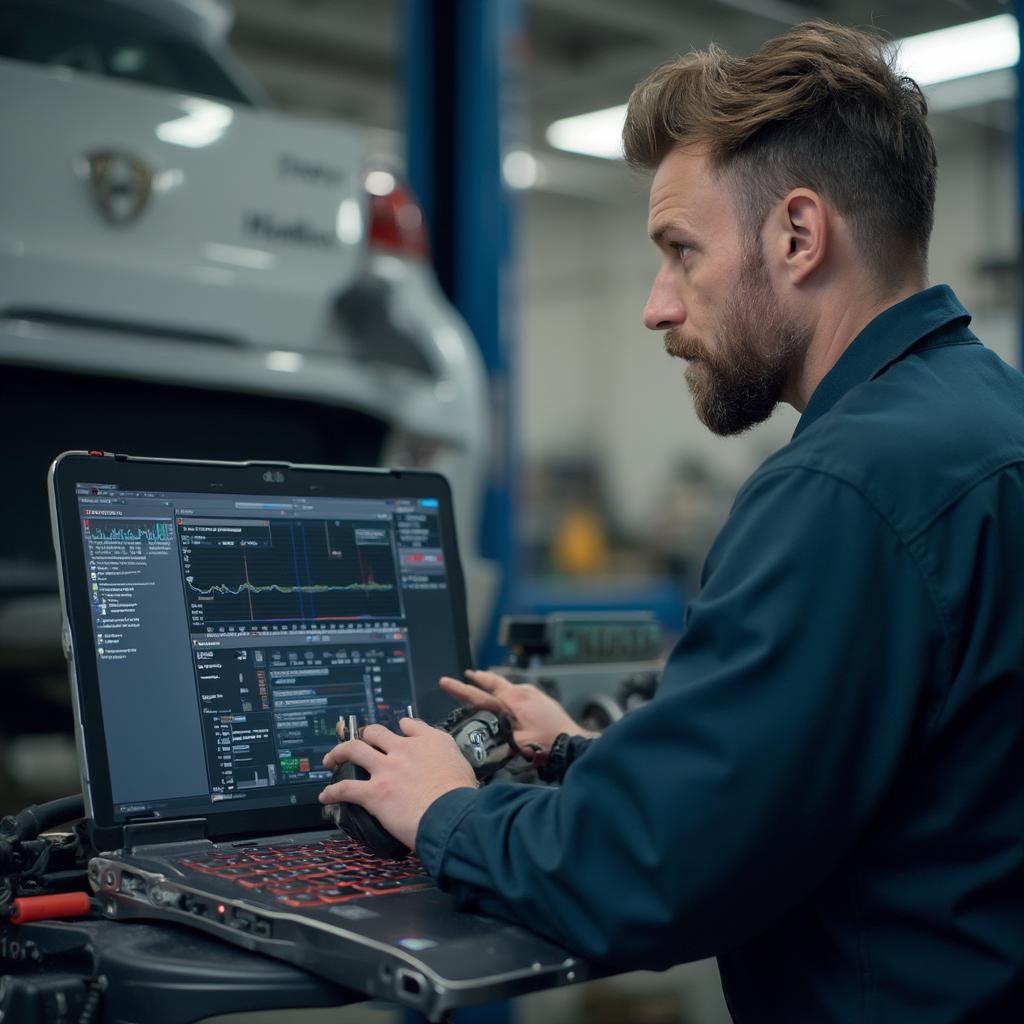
[181,519,400,624]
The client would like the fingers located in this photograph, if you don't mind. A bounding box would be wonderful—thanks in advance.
[322,719,431,772]
[326,722,403,766]
[360,723,399,753]
[399,716,435,737]
[318,777,370,805]
[440,676,506,715]
[464,669,515,694]
[321,738,386,772]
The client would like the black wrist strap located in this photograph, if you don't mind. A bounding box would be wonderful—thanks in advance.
[538,733,595,784]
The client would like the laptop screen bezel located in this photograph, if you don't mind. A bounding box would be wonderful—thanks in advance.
[50,451,473,849]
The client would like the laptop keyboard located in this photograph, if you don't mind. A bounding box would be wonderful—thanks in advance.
[176,835,434,909]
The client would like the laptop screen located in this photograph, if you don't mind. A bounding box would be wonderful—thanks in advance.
[51,456,468,832]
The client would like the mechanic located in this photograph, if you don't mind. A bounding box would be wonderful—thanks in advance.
[320,21,1024,1020]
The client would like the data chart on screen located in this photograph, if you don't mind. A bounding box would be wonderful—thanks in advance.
[178,517,403,630]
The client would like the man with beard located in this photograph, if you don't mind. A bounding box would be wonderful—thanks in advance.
[320,22,1024,1020]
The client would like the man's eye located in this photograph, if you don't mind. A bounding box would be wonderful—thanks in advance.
[670,243,691,260]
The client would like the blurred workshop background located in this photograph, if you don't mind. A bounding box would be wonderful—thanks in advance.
[1,1,1020,1021]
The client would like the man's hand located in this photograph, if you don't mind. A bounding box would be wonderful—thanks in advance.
[439,669,596,753]
[319,718,477,851]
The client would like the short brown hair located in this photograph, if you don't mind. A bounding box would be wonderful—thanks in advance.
[623,21,937,284]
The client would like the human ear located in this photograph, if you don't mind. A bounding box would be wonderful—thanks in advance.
[777,189,826,284]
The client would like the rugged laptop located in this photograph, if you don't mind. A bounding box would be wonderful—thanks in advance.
[48,451,585,1020]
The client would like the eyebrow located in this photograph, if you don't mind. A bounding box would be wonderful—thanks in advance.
[649,224,696,248]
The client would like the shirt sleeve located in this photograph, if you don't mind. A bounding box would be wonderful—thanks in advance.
[415,467,952,969]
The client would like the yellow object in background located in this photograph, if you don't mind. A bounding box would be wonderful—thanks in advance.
[551,505,611,575]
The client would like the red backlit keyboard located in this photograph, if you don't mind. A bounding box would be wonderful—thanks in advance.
[176,835,434,908]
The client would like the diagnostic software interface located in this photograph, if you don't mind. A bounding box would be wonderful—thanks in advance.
[72,482,458,822]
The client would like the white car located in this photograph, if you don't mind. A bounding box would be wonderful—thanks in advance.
[0,0,492,639]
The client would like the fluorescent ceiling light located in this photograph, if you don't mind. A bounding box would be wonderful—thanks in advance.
[546,104,627,161]
[547,14,1020,160]
[893,14,1018,87]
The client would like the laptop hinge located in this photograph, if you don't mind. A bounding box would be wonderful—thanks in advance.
[123,817,207,851]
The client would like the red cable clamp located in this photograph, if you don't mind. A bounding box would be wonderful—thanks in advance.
[9,892,92,924]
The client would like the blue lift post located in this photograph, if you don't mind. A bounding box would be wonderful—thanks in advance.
[406,0,523,672]
[404,3,522,1022]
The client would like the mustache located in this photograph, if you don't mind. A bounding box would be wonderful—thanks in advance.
[664,330,708,362]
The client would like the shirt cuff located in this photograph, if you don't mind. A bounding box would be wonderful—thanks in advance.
[415,785,479,877]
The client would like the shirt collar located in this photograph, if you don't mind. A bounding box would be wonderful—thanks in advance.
[793,284,973,438]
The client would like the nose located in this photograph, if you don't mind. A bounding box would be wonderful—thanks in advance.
[642,265,686,331]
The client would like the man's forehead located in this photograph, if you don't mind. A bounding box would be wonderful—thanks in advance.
[647,147,735,236]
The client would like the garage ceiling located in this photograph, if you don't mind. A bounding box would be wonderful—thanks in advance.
[227,0,1013,198]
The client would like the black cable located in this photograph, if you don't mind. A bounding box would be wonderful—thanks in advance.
[17,840,53,883]
[1,795,89,915]
[77,975,108,1024]
[0,794,85,843]
[0,877,12,919]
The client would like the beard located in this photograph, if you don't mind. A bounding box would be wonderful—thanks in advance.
[665,254,810,436]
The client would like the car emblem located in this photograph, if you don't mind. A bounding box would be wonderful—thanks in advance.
[85,149,153,225]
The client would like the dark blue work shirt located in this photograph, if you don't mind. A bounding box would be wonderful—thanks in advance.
[417,286,1024,1022]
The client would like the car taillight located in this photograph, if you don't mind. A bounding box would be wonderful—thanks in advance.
[366,170,429,260]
